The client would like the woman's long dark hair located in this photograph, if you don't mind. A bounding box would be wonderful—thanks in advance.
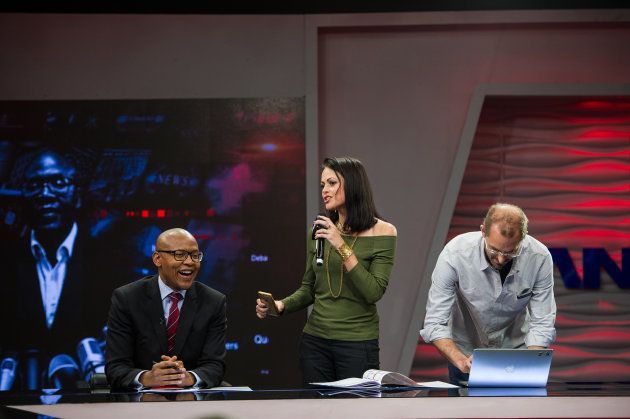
[323,157,381,233]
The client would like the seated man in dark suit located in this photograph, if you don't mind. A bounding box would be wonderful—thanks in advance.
[105,228,226,389]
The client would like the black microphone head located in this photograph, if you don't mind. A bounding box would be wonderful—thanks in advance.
[312,212,329,240]
[311,223,324,240]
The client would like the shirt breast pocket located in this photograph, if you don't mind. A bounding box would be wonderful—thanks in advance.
[510,289,532,311]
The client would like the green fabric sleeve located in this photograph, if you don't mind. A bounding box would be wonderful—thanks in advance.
[280,232,397,341]
[345,236,396,304]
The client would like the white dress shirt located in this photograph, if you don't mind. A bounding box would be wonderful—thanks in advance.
[420,231,557,355]
[30,222,78,329]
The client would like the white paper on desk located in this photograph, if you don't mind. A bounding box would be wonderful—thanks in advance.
[311,377,379,389]
[362,369,389,382]
[361,370,457,389]
[312,370,458,390]
[416,381,459,389]
[319,388,382,398]
[364,369,418,387]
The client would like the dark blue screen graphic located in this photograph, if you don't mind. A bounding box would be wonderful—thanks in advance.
[0,98,306,390]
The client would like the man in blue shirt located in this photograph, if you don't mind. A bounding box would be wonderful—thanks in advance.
[420,203,556,384]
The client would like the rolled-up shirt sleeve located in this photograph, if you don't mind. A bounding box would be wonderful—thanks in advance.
[525,251,557,347]
[420,250,458,343]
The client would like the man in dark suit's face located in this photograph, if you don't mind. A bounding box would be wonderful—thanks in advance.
[22,151,80,234]
[152,229,202,291]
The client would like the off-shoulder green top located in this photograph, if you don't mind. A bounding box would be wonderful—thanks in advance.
[282,232,396,341]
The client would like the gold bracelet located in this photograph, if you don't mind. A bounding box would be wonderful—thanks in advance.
[337,243,354,262]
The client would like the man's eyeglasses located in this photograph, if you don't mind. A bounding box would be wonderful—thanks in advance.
[23,176,73,196]
[483,237,521,259]
[156,250,203,262]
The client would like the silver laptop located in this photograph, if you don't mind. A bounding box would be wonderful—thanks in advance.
[466,348,553,387]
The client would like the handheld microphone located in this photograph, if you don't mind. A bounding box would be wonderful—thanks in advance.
[311,219,325,266]
[77,338,105,381]
[48,354,80,389]
[0,357,17,391]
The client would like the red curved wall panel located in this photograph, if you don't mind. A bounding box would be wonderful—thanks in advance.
[411,96,630,382]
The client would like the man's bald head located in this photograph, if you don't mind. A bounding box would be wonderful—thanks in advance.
[483,203,529,240]
[155,228,196,249]
[152,228,200,291]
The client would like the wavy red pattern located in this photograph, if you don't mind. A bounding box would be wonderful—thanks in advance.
[411,96,630,383]
[555,330,630,342]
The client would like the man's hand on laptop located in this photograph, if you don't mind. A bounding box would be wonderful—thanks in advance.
[433,338,473,373]
[453,354,473,374]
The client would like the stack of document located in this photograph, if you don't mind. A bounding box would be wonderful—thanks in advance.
[311,369,458,396]
[312,377,384,397]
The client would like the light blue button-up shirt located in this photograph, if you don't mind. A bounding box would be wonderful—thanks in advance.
[420,231,556,356]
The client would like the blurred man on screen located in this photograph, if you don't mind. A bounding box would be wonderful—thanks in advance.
[22,149,81,332]
[3,149,117,389]
[105,228,226,390]
[420,203,556,385]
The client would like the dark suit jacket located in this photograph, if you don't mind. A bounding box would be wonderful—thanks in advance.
[104,275,226,389]
[4,227,123,357]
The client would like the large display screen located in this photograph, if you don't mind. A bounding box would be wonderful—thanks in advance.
[0,98,306,390]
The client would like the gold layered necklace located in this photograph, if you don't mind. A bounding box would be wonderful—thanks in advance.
[325,234,358,298]
[336,220,350,234]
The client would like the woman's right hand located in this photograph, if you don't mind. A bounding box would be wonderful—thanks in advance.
[256,298,284,318]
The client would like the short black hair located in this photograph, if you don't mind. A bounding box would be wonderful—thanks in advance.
[15,146,94,189]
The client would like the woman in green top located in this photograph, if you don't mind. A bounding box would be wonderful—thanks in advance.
[256,157,397,386]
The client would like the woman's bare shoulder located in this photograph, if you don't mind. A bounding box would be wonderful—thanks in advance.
[373,219,397,236]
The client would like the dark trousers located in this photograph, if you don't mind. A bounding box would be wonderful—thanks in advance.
[448,362,470,386]
[299,333,380,388]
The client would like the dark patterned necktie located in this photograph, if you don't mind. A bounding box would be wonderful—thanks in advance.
[166,292,183,354]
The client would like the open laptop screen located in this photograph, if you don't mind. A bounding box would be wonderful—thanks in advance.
[467,349,553,388]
